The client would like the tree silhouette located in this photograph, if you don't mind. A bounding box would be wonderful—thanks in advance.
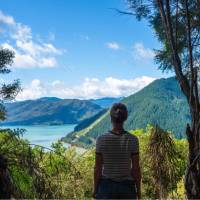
[0,48,20,119]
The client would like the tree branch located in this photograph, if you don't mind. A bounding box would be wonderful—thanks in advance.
[156,0,190,100]
[184,0,195,106]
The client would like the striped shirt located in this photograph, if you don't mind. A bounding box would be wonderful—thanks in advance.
[96,130,139,182]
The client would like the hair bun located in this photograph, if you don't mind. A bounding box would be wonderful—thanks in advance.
[116,108,122,116]
[110,103,128,123]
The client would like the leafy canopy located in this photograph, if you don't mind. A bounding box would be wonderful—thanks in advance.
[0,48,20,120]
[125,0,200,76]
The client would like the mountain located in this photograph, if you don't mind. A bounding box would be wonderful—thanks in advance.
[2,98,103,125]
[90,97,123,108]
[73,109,108,132]
[62,77,191,147]
[37,97,62,102]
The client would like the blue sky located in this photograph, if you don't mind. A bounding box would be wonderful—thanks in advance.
[0,0,171,100]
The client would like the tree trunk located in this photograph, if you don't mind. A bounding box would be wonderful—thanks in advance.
[156,1,200,198]
[185,115,200,199]
[0,154,12,198]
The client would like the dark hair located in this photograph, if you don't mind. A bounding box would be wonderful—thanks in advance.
[110,103,128,123]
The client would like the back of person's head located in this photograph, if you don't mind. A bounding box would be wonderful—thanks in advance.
[110,103,128,124]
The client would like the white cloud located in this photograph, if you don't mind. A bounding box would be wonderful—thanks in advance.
[12,23,32,41]
[0,11,62,68]
[16,76,156,100]
[14,53,37,68]
[133,42,155,60]
[40,57,57,67]
[106,42,120,50]
[17,79,47,100]
[0,11,15,25]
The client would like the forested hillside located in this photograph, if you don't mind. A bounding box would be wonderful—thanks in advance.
[2,98,103,125]
[63,77,190,147]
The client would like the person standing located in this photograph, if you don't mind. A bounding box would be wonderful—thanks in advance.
[93,103,141,199]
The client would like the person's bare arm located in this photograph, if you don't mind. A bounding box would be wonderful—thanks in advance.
[131,154,141,199]
[93,153,103,198]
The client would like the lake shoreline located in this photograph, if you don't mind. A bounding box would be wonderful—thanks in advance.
[1,124,77,149]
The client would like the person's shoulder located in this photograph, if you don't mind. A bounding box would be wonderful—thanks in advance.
[125,131,139,141]
[96,132,110,141]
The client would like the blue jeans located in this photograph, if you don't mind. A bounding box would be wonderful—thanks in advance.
[96,178,137,199]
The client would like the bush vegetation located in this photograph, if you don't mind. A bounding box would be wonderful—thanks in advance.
[0,125,188,199]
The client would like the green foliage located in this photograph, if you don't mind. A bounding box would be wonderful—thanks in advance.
[0,48,20,121]
[0,48,14,74]
[125,1,200,75]
[130,126,188,199]
[145,126,184,198]
[10,165,35,198]
[0,129,95,198]
[0,125,188,198]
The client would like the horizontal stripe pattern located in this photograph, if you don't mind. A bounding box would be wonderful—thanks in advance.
[96,131,139,181]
